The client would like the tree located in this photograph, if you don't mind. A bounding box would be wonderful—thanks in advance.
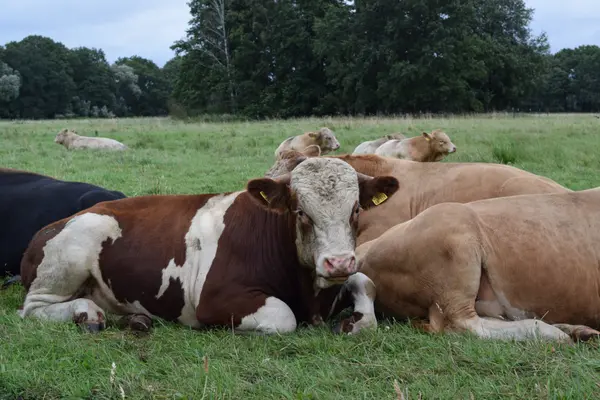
[111,63,142,116]
[0,62,21,102]
[68,47,116,116]
[116,56,170,116]
[2,35,76,119]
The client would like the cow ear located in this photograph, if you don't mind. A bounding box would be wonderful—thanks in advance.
[247,175,292,212]
[308,131,321,139]
[356,173,399,210]
[422,131,432,141]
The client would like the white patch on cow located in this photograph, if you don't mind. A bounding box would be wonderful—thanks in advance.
[20,213,122,322]
[459,316,571,342]
[154,191,243,328]
[237,296,297,334]
[345,272,377,334]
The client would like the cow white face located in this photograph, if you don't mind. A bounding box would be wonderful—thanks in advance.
[248,157,399,289]
[55,129,76,144]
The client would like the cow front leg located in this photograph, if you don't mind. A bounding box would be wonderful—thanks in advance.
[331,273,377,335]
[197,293,298,335]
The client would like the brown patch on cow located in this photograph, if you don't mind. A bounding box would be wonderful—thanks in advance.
[95,194,219,321]
[196,192,318,328]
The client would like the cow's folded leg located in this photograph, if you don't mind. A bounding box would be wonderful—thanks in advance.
[21,295,106,333]
[217,295,297,335]
[333,273,377,335]
[552,323,600,342]
[453,315,573,343]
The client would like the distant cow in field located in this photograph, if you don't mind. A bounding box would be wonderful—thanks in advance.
[352,134,406,155]
[356,189,600,343]
[19,158,399,335]
[0,168,126,280]
[375,130,456,162]
[266,151,570,246]
[55,129,128,151]
[274,127,340,159]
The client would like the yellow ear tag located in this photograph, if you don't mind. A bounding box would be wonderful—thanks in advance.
[259,191,270,203]
[371,192,388,206]
[425,137,430,142]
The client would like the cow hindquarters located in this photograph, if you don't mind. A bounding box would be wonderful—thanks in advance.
[19,213,122,331]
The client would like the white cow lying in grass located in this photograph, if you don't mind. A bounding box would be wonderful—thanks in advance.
[373,130,456,162]
[352,134,406,155]
[54,129,128,151]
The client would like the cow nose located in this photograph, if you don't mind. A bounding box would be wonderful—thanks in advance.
[324,255,357,276]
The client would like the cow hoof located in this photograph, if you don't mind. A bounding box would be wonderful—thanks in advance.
[118,314,153,332]
[573,327,600,342]
[84,322,104,333]
[332,317,356,335]
[129,314,152,332]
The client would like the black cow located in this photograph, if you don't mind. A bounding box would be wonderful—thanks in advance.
[0,168,126,284]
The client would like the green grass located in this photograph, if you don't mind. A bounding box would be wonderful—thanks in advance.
[2,114,600,399]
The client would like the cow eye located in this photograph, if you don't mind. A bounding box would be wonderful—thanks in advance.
[296,209,304,217]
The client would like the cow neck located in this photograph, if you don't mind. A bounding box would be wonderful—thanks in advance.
[218,192,314,312]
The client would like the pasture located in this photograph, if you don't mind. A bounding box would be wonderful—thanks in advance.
[1,114,600,399]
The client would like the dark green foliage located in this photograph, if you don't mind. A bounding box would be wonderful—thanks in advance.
[2,1,600,120]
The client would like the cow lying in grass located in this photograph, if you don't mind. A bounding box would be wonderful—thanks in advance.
[374,130,456,162]
[55,129,128,151]
[355,189,600,343]
[352,134,406,155]
[274,127,340,159]
[265,151,570,245]
[0,168,125,283]
[19,158,399,335]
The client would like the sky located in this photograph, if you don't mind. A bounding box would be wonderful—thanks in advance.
[0,0,599,68]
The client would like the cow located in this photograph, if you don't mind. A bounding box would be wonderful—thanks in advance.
[375,130,456,162]
[55,129,128,151]
[18,158,400,335]
[352,134,406,155]
[0,168,126,283]
[265,151,570,246]
[354,188,600,343]
[274,127,340,159]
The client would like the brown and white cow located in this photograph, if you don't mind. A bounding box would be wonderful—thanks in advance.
[266,151,570,246]
[19,158,399,335]
[355,189,600,343]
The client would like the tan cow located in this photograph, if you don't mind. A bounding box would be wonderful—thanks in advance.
[55,129,128,151]
[352,134,406,155]
[266,152,570,246]
[355,189,600,343]
[375,130,456,162]
[274,127,339,159]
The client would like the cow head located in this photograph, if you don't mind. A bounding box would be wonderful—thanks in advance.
[423,129,456,155]
[308,127,340,153]
[248,157,399,288]
[55,128,77,144]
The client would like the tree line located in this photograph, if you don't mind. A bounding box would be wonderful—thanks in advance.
[1,0,600,120]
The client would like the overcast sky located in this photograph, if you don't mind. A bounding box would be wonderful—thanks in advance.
[0,0,598,67]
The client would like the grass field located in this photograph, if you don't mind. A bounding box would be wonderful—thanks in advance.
[1,114,600,399]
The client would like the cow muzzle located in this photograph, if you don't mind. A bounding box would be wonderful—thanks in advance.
[318,254,358,284]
